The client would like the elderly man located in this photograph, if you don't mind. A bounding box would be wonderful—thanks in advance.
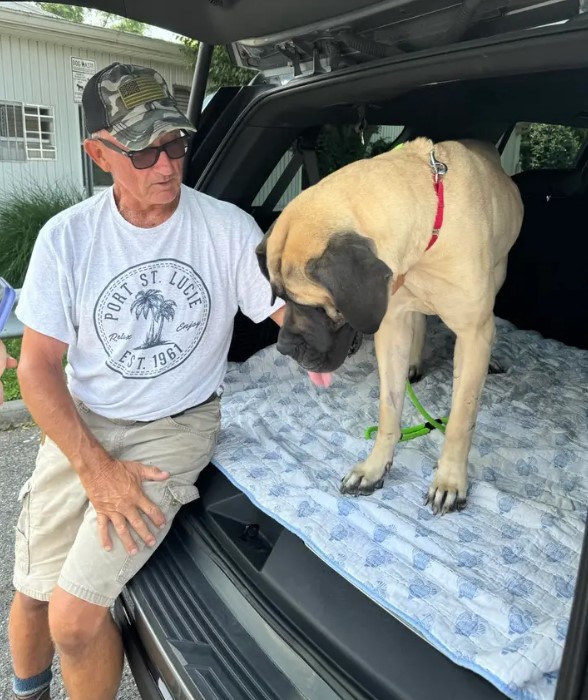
[9,63,286,700]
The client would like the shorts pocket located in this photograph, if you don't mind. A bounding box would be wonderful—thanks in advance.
[163,481,200,509]
[115,480,200,585]
[165,399,220,436]
[15,479,32,576]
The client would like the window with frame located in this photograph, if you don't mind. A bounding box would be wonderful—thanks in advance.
[173,85,191,116]
[252,123,405,213]
[0,101,56,161]
[500,122,588,175]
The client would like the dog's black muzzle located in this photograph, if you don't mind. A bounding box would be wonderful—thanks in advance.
[277,319,363,373]
[347,330,363,357]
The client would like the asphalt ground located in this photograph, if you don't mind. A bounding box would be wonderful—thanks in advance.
[0,422,140,700]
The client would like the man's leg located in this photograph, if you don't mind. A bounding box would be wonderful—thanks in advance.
[11,430,92,699]
[48,397,221,699]
[48,587,122,700]
[9,593,54,698]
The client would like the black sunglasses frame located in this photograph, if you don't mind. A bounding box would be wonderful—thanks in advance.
[94,134,190,170]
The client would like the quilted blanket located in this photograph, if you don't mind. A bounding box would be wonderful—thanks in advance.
[212,318,588,700]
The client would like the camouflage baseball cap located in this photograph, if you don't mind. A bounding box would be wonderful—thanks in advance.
[82,62,195,150]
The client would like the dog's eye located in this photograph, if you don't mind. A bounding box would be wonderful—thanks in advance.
[325,310,345,331]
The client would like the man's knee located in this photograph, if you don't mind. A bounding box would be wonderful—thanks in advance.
[48,586,112,655]
[13,590,49,615]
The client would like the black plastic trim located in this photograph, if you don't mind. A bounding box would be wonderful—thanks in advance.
[196,23,588,201]
[556,517,588,700]
[121,523,323,700]
[115,599,165,700]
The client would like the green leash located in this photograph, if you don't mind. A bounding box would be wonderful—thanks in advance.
[364,381,448,441]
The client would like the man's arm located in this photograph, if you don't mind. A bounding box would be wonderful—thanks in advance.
[270,306,285,327]
[17,327,168,554]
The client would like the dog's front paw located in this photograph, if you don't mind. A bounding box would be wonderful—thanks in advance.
[488,358,505,374]
[408,364,422,383]
[340,460,391,496]
[425,466,468,515]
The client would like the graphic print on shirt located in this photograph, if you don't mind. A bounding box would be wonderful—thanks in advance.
[94,259,210,378]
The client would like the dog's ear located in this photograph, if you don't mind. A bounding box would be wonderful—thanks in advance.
[307,232,392,334]
[256,223,278,303]
[255,233,270,281]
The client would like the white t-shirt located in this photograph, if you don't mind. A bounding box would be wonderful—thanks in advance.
[17,185,283,421]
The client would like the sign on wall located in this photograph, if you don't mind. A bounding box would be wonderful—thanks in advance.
[71,57,97,103]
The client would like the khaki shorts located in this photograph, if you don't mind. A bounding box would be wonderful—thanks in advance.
[13,396,220,607]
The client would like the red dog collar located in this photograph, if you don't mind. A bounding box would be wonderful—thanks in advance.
[426,150,448,251]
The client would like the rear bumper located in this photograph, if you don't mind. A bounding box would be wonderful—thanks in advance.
[115,511,344,700]
[115,598,167,700]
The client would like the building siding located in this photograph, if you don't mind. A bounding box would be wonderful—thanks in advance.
[0,19,193,198]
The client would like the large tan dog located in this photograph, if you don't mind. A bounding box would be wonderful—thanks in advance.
[256,138,523,514]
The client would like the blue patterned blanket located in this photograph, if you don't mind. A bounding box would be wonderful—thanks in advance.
[212,318,588,700]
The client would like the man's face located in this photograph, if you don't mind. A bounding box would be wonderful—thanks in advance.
[84,130,185,207]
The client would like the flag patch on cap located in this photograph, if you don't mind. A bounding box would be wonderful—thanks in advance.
[118,76,167,110]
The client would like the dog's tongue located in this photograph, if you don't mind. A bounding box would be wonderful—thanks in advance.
[308,371,333,388]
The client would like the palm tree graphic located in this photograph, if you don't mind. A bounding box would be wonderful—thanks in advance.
[130,289,177,349]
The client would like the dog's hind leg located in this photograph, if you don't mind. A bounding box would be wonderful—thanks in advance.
[408,312,426,382]
[426,316,495,514]
[340,303,413,496]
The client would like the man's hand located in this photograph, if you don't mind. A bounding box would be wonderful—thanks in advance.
[80,458,170,554]
[0,340,17,405]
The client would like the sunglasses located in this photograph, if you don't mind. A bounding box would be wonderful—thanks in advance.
[94,134,190,170]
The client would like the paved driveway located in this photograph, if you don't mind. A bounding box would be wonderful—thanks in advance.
[0,424,140,700]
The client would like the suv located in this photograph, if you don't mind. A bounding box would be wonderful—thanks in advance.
[60,2,588,699]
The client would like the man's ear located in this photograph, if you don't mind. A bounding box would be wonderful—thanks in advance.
[306,232,392,334]
[83,139,111,173]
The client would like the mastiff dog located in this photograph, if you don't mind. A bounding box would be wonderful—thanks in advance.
[256,137,523,514]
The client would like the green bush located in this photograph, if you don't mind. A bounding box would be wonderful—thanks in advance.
[519,123,588,171]
[316,125,396,179]
[0,183,84,287]
[1,337,21,402]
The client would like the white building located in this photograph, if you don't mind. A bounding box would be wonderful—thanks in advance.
[0,2,194,198]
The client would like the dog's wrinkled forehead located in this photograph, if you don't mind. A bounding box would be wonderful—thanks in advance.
[255,220,326,306]
[256,222,393,336]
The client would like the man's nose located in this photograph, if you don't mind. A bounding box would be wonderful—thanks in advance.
[153,150,176,174]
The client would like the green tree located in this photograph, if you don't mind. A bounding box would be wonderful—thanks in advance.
[35,3,146,34]
[519,123,588,170]
[180,39,255,92]
[316,125,393,178]
[37,2,83,21]
[93,12,146,35]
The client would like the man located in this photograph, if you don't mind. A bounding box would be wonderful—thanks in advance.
[9,63,287,700]
[1,340,17,404]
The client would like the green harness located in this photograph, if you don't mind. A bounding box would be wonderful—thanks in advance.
[364,381,448,441]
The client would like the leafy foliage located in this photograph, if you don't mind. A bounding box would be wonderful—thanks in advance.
[316,125,395,178]
[519,123,588,171]
[1,338,21,402]
[180,39,256,92]
[35,3,147,34]
[37,2,83,21]
[94,14,146,35]
[0,183,84,287]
